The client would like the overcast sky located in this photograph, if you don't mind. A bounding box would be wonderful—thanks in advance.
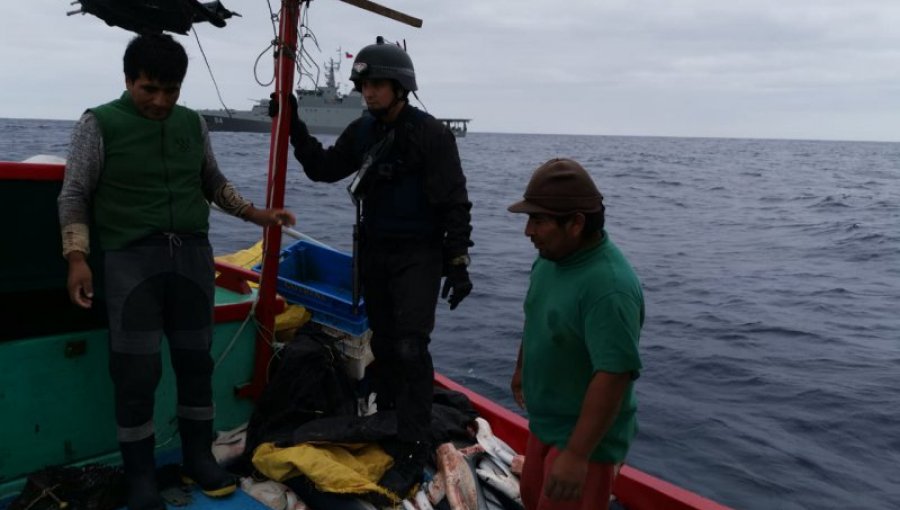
[3,0,900,141]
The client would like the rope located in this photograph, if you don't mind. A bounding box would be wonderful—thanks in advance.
[253,44,277,88]
[252,0,282,88]
[412,90,428,113]
[296,5,322,90]
[214,292,259,369]
[204,1,321,378]
[22,484,67,510]
[191,27,231,112]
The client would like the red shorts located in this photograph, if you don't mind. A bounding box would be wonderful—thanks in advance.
[520,433,617,510]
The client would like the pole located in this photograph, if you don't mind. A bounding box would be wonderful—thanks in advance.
[245,0,302,399]
[352,201,361,315]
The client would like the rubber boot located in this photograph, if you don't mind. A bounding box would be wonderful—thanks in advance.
[179,418,237,497]
[378,441,428,499]
[120,436,165,510]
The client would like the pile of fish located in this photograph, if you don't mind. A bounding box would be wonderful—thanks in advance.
[404,417,525,510]
[221,417,526,510]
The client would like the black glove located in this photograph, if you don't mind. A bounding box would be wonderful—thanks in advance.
[441,264,472,310]
[268,93,308,142]
[267,92,278,118]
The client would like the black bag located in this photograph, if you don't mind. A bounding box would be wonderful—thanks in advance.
[231,327,358,474]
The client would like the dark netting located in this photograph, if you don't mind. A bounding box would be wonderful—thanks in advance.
[7,464,125,510]
[229,326,359,474]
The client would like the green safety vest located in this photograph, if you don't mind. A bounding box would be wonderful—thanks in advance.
[91,92,208,250]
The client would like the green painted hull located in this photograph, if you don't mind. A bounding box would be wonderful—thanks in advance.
[0,288,258,499]
[0,165,261,499]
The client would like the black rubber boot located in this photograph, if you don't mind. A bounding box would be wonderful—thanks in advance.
[378,441,428,499]
[179,418,237,497]
[120,436,165,510]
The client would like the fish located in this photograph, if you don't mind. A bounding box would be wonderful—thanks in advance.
[414,489,435,510]
[400,488,436,510]
[509,455,525,477]
[240,477,309,510]
[458,444,486,457]
[211,423,248,464]
[475,455,523,506]
[472,418,517,475]
[436,442,479,510]
[423,471,446,506]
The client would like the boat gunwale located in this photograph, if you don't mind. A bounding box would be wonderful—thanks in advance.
[434,373,734,510]
[0,161,64,180]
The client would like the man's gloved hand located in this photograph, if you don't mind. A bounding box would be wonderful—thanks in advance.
[441,264,472,310]
[267,92,279,118]
[268,93,309,143]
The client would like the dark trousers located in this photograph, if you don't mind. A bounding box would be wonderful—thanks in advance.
[361,240,442,444]
[104,235,216,443]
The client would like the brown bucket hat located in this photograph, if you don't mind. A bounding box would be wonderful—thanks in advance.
[508,158,604,215]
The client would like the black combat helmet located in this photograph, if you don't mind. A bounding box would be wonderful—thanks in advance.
[350,36,417,93]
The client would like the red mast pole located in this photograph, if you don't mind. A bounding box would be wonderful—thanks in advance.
[245,0,302,399]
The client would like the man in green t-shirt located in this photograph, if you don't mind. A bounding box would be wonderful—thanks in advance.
[508,158,644,510]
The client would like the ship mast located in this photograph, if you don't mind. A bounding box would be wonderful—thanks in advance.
[249,0,303,398]
[326,57,338,90]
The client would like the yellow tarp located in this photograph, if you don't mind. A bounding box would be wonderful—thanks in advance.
[216,240,266,276]
[215,241,312,338]
[252,442,399,503]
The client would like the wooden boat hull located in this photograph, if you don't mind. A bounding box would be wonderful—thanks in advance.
[0,292,260,498]
[0,161,261,498]
[0,160,730,509]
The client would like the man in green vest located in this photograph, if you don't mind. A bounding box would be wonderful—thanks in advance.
[58,33,295,510]
[507,158,644,510]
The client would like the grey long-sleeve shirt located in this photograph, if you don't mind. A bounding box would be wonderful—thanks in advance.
[58,112,253,256]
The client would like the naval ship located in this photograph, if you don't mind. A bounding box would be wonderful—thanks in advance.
[199,57,364,135]
[199,58,470,137]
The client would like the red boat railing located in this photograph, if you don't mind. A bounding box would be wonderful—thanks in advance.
[0,161,64,180]
[434,373,734,510]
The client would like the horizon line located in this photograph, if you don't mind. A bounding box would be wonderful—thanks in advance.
[2,116,898,145]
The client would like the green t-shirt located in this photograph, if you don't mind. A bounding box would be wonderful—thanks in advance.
[522,231,644,463]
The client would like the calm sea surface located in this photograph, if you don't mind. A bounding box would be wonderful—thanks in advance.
[3,118,899,509]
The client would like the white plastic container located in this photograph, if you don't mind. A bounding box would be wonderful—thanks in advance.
[319,325,374,380]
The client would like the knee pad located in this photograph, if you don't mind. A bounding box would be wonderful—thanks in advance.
[110,352,162,395]
[395,336,429,365]
[170,348,214,377]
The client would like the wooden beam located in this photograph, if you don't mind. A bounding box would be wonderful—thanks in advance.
[336,0,423,27]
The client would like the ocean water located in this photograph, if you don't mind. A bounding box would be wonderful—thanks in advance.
[3,118,899,509]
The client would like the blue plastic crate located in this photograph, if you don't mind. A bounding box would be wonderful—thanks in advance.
[255,240,369,336]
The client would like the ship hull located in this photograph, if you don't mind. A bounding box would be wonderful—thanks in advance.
[202,113,271,133]
[200,107,363,136]
[199,90,365,136]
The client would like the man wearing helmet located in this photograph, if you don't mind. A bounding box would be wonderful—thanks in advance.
[282,37,474,497]
[507,158,643,510]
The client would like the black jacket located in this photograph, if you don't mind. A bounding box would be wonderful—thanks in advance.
[291,103,473,258]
